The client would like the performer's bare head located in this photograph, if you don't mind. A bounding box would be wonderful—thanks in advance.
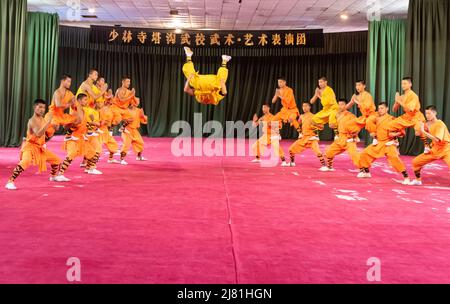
[302,102,312,113]
[318,76,327,89]
[355,80,366,93]
[97,77,105,87]
[401,77,412,92]
[262,104,270,114]
[425,105,437,121]
[122,76,131,89]
[277,76,287,88]
[60,74,72,89]
[88,69,99,82]
[77,93,88,106]
[338,98,348,112]
[33,99,46,116]
[378,102,388,116]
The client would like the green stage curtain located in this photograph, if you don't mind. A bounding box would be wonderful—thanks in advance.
[367,19,406,145]
[0,0,27,146]
[58,27,367,140]
[405,0,450,154]
[25,12,59,122]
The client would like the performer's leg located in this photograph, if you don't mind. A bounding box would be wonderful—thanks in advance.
[359,148,376,171]
[7,151,32,184]
[325,142,343,170]
[132,131,145,159]
[288,140,306,163]
[311,141,327,168]
[346,142,361,168]
[385,146,408,179]
[412,152,436,183]
[120,132,132,163]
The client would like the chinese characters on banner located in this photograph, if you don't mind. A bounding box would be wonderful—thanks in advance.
[90,26,324,48]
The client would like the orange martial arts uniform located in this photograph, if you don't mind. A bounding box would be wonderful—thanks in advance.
[99,105,118,154]
[312,86,339,129]
[271,86,300,130]
[289,112,326,166]
[111,90,136,126]
[388,90,426,134]
[325,111,360,168]
[412,120,450,173]
[61,106,96,173]
[121,108,148,157]
[17,130,61,173]
[47,90,77,126]
[344,91,376,134]
[84,106,102,158]
[359,114,407,173]
[251,113,285,159]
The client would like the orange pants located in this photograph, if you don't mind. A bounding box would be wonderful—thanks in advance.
[111,105,132,126]
[344,113,377,135]
[63,139,96,160]
[88,135,102,154]
[19,146,60,172]
[289,138,323,157]
[252,134,285,158]
[325,140,360,168]
[359,143,406,173]
[100,128,118,153]
[412,145,450,172]
[121,128,145,154]
[388,112,426,135]
[272,107,300,129]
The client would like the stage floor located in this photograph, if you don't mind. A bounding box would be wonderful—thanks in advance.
[0,136,449,283]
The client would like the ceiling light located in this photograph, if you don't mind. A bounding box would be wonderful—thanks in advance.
[340,14,349,20]
[88,8,96,14]
[175,28,182,34]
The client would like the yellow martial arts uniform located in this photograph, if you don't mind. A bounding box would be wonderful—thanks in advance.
[99,105,118,154]
[344,91,376,135]
[412,120,450,172]
[271,86,300,129]
[76,83,96,108]
[121,108,148,156]
[251,113,285,159]
[359,114,407,173]
[183,61,228,105]
[288,112,327,166]
[325,111,360,168]
[84,106,102,154]
[312,86,339,128]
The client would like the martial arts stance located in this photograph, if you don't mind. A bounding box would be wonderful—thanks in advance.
[358,102,410,184]
[271,76,300,133]
[59,94,103,175]
[410,106,450,185]
[98,97,119,163]
[343,80,376,143]
[47,74,77,129]
[183,47,231,105]
[288,102,327,169]
[250,104,285,164]
[119,98,148,165]
[111,76,137,129]
[386,77,427,149]
[322,99,360,171]
[76,69,108,108]
[5,99,70,190]
[309,76,339,140]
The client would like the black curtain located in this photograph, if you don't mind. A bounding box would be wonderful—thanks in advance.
[57,26,366,139]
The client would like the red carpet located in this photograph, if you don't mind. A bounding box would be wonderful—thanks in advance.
[0,136,449,283]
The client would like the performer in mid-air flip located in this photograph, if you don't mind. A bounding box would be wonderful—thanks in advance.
[182,47,231,105]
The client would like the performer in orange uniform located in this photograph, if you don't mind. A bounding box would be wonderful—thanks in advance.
[288,102,327,169]
[358,102,410,184]
[250,104,286,164]
[111,76,137,129]
[271,77,300,132]
[59,94,102,175]
[5,99,70,190]
[322,99,360,171]
[343,80,376,142]
[410,105,450,185]
[119,98,148,165]
[386,77,427,150]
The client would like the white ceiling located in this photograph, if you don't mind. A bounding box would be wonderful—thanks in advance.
[28,0,409,32]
